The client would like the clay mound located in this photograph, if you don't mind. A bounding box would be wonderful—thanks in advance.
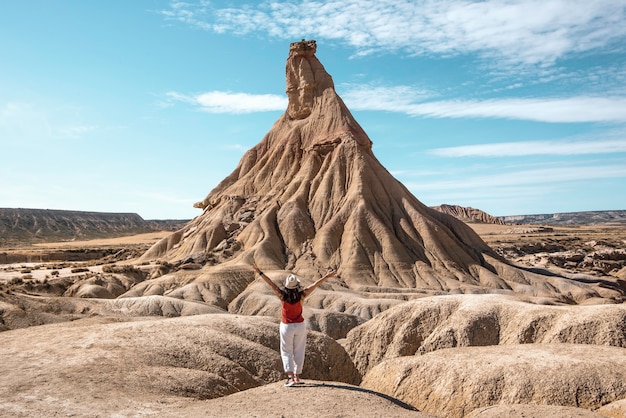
[0,292,224,331]
[119,266,253,310]
[361,344,626,418]
[344,294,626,374]
[104,295,225,317]
[597,399,626,418]
[137,39,623,305]
[1,265,149,301]
[306,308,367,340]
[67,282,117,298]
[198,380,433,418]
[227,280,370,339]
[466,404,605,417]
[62,267,148,298]
[229,275,407,319]
[0,314,360,417]
[431,204,504,225]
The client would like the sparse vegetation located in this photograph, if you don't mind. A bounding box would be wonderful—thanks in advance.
[7,277,23,285]
[102,264,142,274]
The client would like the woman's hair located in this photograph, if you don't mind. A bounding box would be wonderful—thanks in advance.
[281,287,303,304]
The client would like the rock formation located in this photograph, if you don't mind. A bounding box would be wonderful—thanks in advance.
[344,294,626,375]
[0,314,362,417]
[361,344,626,418]
[431,204,504,224]
[138,40,624,304]
[502,210,626,225]
[0,208,184,246]
[2,40,626,418]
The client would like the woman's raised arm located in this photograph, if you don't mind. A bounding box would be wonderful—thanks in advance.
[252,264,283,299]
[303,270,336,298]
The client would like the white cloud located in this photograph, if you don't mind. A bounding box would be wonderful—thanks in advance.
[430,139,626,157]
[345,92,626,123]
[339,83,435,111]
[221,143,249,151]
[402,163,626,191]
[403,97,626,123]
[166,85,626,123]
[161,0,626,67]
[166,91,287,113]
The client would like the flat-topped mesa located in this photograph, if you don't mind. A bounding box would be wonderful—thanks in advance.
[286,39,334,120]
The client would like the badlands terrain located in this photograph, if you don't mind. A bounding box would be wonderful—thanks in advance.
[1,39,626,417]
[1,221,625,418]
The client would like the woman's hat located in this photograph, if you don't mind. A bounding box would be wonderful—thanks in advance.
[284,274,300,289]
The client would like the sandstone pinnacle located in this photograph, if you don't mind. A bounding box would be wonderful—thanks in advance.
[140,40,624,302]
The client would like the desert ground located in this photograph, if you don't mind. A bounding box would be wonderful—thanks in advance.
[3,37,626,418]
[1,223,625,417]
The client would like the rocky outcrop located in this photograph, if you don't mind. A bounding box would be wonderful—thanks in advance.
[431,204,504,225]
[0,314,360,408]
[361,344,626,418]
[495,239,626,279]
[344,294,626,375]
[502,210,626,225]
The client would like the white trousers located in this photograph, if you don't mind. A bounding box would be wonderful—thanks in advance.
[279,321,307,374]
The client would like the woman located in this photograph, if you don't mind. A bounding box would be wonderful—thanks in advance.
[252,264,336,386]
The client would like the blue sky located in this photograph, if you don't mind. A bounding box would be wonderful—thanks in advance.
[1,0,625,220]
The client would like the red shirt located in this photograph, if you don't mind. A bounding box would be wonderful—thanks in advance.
[281,300,304,324]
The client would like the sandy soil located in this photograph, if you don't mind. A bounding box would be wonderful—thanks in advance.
[0,314,432,418]
[1,225,625,417]
[32,231,171,248]
[468,223,626,248]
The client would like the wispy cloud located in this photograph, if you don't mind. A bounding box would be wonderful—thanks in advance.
[1,101,103,142]
[339,83,436,111]
[0,102,25,123]
[160,0,626,67]
[166,91,286,113]
[57,124,98,139]
[221,143,249,151]
[402,163,626,191]
[430,139,626,157]
[343,91,626,123]
[166,85,626,123]
[402,97,626,123]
